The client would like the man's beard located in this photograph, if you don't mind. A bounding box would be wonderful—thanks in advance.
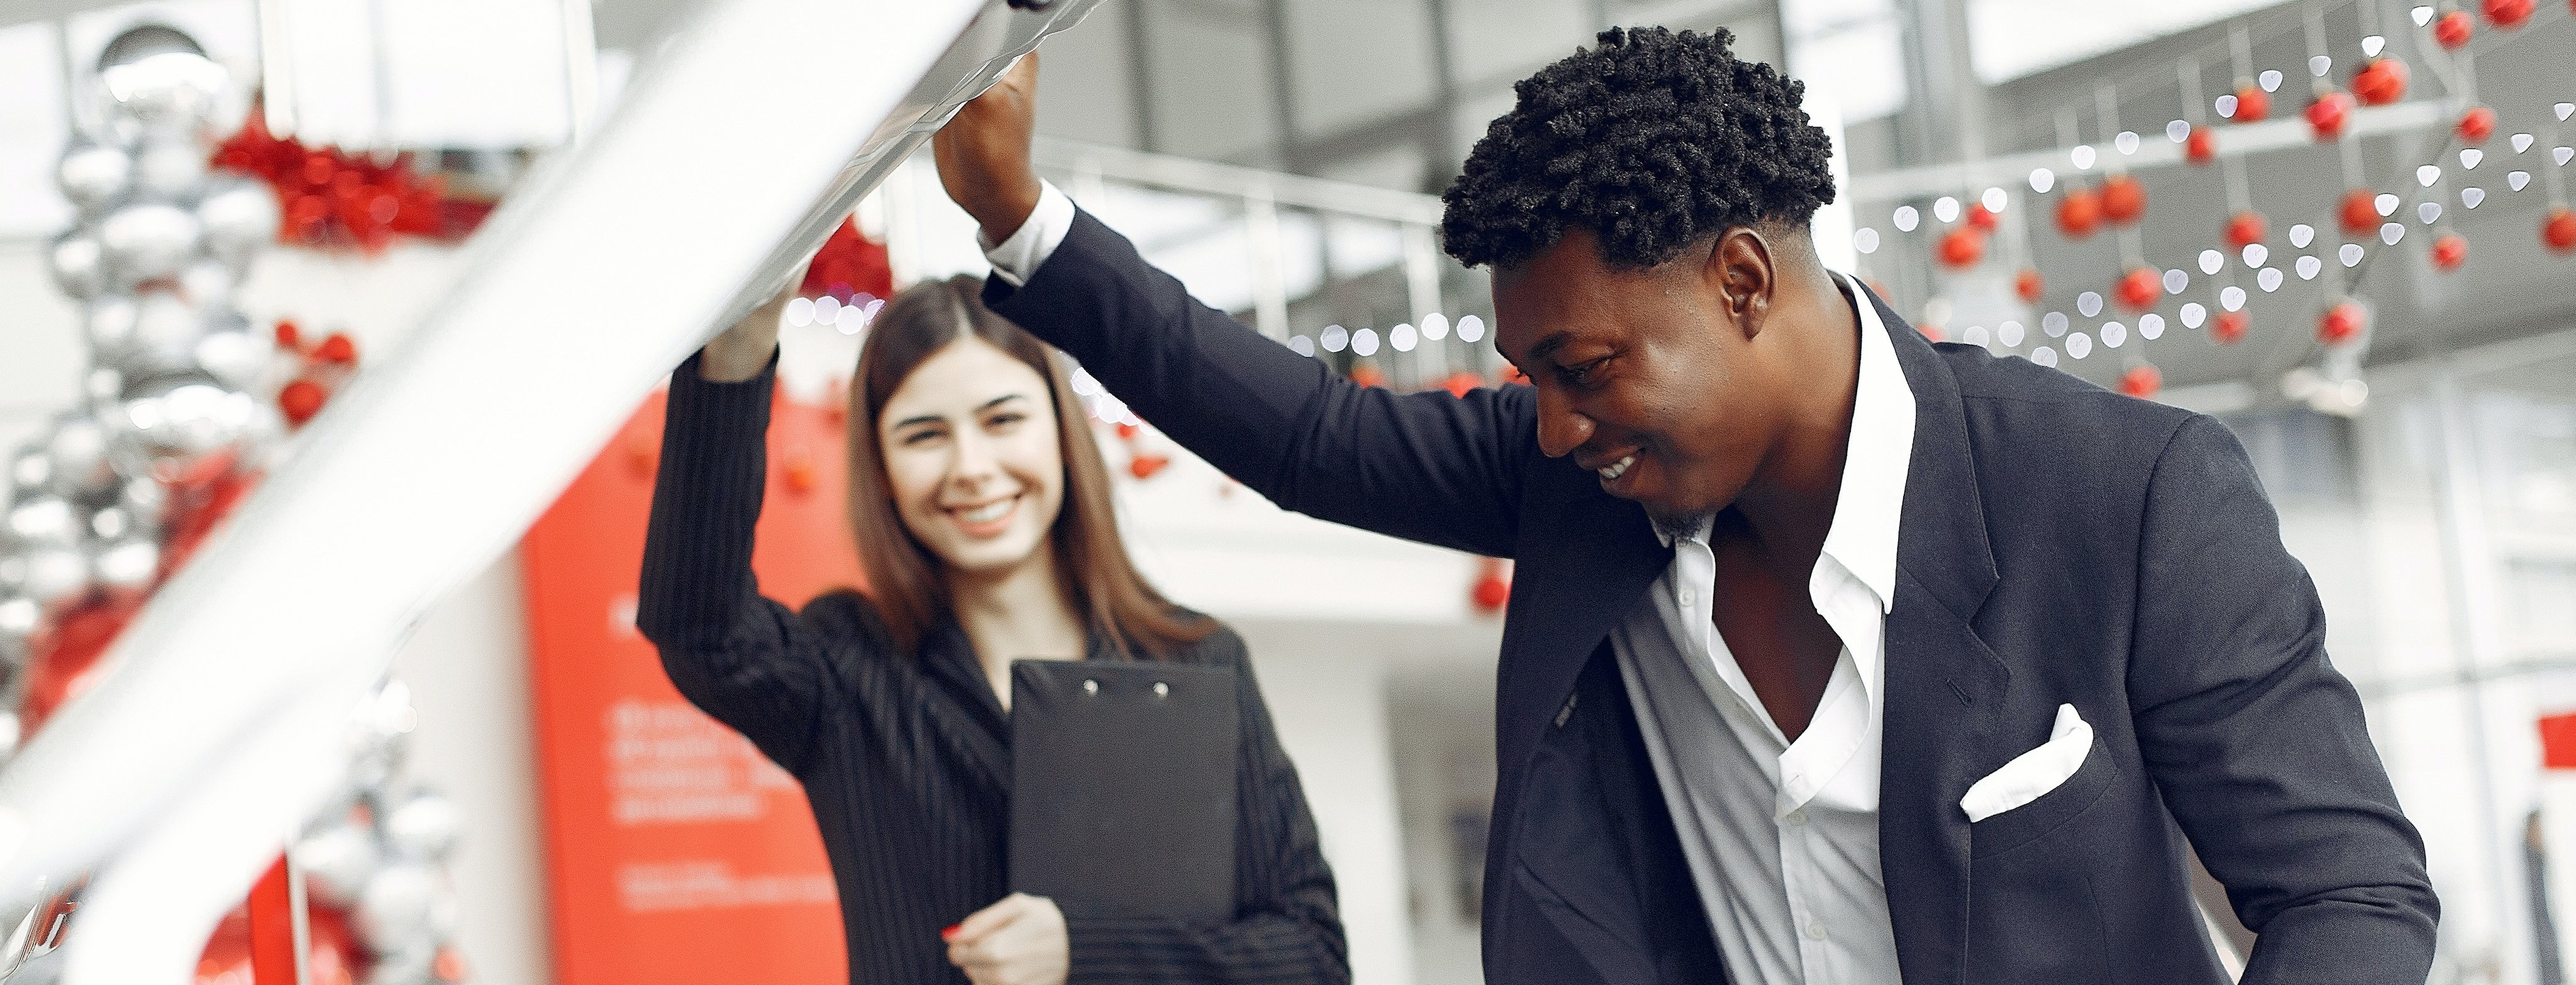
[1649,508,1716,545]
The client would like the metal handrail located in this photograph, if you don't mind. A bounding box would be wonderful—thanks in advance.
[0,3,1096,983]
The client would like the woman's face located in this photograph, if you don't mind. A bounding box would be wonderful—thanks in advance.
[876,337,1066,579]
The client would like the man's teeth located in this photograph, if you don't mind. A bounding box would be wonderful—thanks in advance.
[1597,455,1635,481]
[960,499,1013,523]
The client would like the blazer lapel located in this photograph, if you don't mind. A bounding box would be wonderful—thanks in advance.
[1869,288,2012,985]
[1494,468,1667,794]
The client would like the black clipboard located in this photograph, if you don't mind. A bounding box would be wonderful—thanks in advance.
[1008,659,1238,920]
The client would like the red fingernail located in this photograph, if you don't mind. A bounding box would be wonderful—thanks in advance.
[941,924,960,940]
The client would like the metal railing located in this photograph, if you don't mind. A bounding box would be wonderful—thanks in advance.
[0,3,1095,984]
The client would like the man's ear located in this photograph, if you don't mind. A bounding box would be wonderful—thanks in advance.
[1703,228,1776,342]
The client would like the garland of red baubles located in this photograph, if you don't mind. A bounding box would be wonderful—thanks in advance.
[211,107,487,252]
[1929,0,2575,401]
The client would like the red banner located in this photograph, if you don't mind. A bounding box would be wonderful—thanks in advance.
[521,388,860,985]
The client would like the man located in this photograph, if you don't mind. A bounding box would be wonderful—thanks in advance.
[930,27,2436,984]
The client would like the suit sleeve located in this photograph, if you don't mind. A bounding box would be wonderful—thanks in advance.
[1061,630,1350,985]
[2128,414,2438,982]
[984,208,1533,559]
[635,352,838,775]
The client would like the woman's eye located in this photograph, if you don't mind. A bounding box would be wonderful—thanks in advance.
[899,428,947,447]
[986,412,1026,430]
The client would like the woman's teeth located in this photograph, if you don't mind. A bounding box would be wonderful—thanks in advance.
[959,499,1013,524]
[1597,455,1635,482]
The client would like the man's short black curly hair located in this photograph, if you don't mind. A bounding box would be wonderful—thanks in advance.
[1440,26,1836,272]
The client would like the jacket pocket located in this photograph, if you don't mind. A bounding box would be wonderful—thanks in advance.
[1968,730,2119,860]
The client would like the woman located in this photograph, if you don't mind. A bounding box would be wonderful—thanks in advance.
[637,274,1348,985]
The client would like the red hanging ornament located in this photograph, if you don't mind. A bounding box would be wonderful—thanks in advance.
[278,378,328,426]
[2114,267,2162,312]
[2485,0,2535,28]
[2456,106,2497,144]
[2351,58,2409,106]
[1470,557,1513,613]
[314,331,359,366]
[1128,453,1171,480]
[1498,364,1530,386]
[2318,301,2367,346]
[2185,125,2218,165]
[2211,309,2250,345]
[1936,226,1987,269]
[2233,81,2272,122]
[2055,186,2102,239]
[2434,9,2476,47]
[2224,211,2269,249]
[2431,232,2469,271]
[2306,91,2355,142]
[2546,206,2576,253]
[1965,202,1999,231]
[2340,189,2384,235]
[1442,372,1484,398]
[2099,174,2146,225]
[2118,364,2163,399]
[1917,322,1946,342]
[1350,364,1388,388]
[2015,267,2045,304]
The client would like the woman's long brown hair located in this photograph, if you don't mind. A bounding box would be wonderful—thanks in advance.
[845,275,1211,659]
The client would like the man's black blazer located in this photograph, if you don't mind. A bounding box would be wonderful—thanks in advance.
[985,208,2438,984]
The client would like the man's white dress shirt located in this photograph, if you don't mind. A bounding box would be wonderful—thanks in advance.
[984,182,1919,984]
[1606,271,1914,984]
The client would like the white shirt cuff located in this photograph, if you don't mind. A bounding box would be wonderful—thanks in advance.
[979,180,1075,287]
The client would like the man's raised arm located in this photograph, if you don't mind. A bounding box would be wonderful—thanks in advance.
[929,55,1533,559]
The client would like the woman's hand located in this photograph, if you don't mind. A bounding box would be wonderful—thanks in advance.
[943,892,1068,985]
[699,286,793,383]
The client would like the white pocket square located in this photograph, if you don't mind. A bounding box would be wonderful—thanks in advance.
[1960,703,2093,823]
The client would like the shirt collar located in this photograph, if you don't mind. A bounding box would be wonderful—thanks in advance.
[1820,272,1915,615]
[1650,273,1916,616]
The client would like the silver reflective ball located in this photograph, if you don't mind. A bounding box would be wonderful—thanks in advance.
[97,201,203,283]
[175,258,235,308]
[291,821,383,908]
[103,374,262,478]
[355,864,438,955]
[118,474,170,530]
[97,26,230,136]
[45,417,119,502]
[192,323,270,391]
[131,135,208,201]
[48,231,109,299]
[349,681,418,791]
[57,141,133,211]
[385,793,464,862]
[11,450,53,496]
[196,175,279,264]
[20,547,91,607]
[90,537,158,594]
[126,292,210,372]
[364,948,438,985]
[5,496,81,548]
[82,296,140,355]
[0,596,38,655]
